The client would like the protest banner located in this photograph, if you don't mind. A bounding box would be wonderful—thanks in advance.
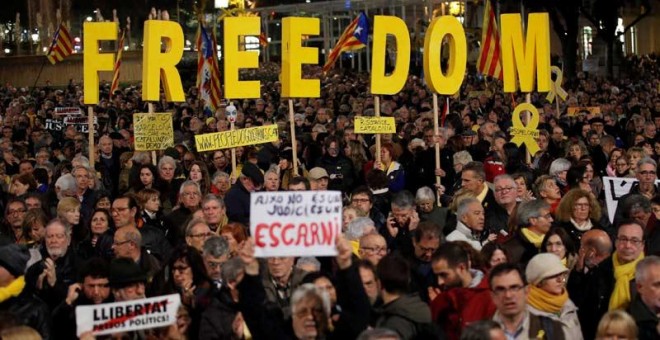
[250,191,343,258]
[54,107,83,115]
[45,116,98,134]
[602,176,660,223]
[195,124,279,152]
[567,106,601,116]
[75,294,180,337]
[354,116,396,134]
[133,113,174,151]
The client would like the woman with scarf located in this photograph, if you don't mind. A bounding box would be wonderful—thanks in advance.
[554,189,611,246]
[526,253,583,340]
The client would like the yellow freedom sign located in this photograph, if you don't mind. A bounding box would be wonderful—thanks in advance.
[133,113,174,151]
[510,103,541,155]
[195,124,279,152]
[354,116,396,134]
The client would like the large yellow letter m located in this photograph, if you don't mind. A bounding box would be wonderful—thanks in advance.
[500,13,551,93]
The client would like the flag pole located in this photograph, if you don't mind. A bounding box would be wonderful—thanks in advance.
[88,106,95,165]
[374,95,381,166]
[433,94,442,207]
[148,103,157,166]
[288,99,299,176]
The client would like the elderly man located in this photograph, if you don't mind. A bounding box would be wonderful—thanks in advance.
[358,233,388,266]
[184,218,213,252]
[113,195,170,260]
[447,198,496,251]
[112,226,161,291]
[568,229,615,339]
[109,258,147,303]
[345,217,376,255]
[0,244,51,338]
[609,220,646,311]
[503,200,553,265]
[616,157,660,224]
[201,195,228,233]
[487,175,519,234]
[157,156,184,214]
[164,181,202,245]
[225,162,263,225]
[308,167,330,191]
[202,236,230,289]
[95,135,121,197]
[629,256,660,339]
[385,190,420,252]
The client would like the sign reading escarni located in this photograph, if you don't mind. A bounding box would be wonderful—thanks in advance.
[354,116,396,134]
[75,294,180,337]
[250,191,342,258]
[195,124,279,152]
[133,113,174,151]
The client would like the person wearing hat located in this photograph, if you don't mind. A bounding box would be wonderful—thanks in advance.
[0,244,50,339]
[526,253,583,339]
[225,162,263,225]
[109,257,147,302]
[308,167,330,191]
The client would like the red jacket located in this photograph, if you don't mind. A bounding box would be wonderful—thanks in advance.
[429,271,497,340]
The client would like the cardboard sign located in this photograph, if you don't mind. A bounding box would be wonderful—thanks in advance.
[45,116,98,134]
[567,106,601,116]
[195,124,279,152]
[54,107,83,116]
[602,176,660,223]
[133,113,174,151]
[354,116,396,134]
[75,294,180,337]
[250,191,342,257]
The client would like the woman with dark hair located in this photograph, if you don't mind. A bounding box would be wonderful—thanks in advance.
[613,153,632,177]
[365,169,391,216]
[130,163,159,193]
[376,142,405,193]
[554,189,607,246]
[21,208,49,248]
[480,243,509,272]
[93,190,112,212]
[512,171,535,202]
[32,168,49,194]
[9,173,37,198]
[77,208,115,261]
[188,161,211,196]
[541,227,578,271]
[566,164,591,193]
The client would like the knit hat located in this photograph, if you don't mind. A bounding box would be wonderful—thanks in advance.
[0,244,30,277]
[525,253,568,285]
[109,258,147,288]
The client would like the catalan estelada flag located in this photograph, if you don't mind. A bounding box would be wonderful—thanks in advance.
[323,12,369,73]
[196,25,222,115]
[46,23,74,64]
[110,30,125,97]
[478,0,503,79]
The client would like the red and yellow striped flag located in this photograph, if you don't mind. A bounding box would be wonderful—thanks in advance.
[110,30,126,97]
[46,23,74,64]
[477,0,503,79]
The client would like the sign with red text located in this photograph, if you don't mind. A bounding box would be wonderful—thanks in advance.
[75,294,180,337]
[250,191,342,257]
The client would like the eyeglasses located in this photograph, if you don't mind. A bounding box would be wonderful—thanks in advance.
[492,284,526,296]
[294,306,325,319]
[111,207,130,214]
[8,208,26,215]
[495,187,514,193]
[574,203,590,209]
[360,246,387,254]
[206,261,225,269]
[615,236,643,246]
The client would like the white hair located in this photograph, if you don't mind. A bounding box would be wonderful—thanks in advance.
[345,217,375,241]
[290,283,331,317]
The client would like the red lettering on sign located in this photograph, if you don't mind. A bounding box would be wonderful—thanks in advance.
[269,223,281,247]
[255,224,267,247]
[282,224,294,245]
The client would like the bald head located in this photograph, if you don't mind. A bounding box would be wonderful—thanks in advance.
[580,229,612,267]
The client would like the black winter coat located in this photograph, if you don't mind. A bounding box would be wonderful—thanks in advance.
[567,257,615,340]
[0,283,51,339]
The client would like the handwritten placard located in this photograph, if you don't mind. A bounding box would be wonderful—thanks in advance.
[76,294,180,337]
[354,116,396,134]
[133,113,174,151]
[250,191,342,257]
[195,124,279,152]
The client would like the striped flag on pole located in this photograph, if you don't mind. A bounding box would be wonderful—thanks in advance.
[110,30,126,97]
[477,0,503,79]
[323,12,369,73]
[46,23,74,64]
[196,24,222,115]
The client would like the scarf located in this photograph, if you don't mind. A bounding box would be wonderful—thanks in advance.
[570,218,593,232]
[0,276,25,303]
[527,285,568,315]
[609,251,644,311]
[521,228,545,248]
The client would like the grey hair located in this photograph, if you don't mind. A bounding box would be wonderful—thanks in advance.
[516,200,550,227]
[123,227,142,247]
[549,158,571,176]
[132,151,151,165]
[357,328,402,340]
[391,190,415,209]
[637,156,657,170]
[55,174,76,200]
[345,217,375,241]
[202,236,230,258]
[453,151,473,166]
[457,198,480,219]
[221,257,245,283]
[265,166,280,178]
[46,218,72,240]
[179,180,201,196]
[212,171,230,183]
[635,255,660,284]
[290,283,331,317]
[493,174,517,188]
[158,155,176,170]
[415,186,436,203]
[184,218,208,237]
[202,194,225,209]
[72,155,90,168]
[295,257,321,272]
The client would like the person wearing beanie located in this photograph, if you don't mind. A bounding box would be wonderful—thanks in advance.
[0,244,50,339]
[526,253,583,340]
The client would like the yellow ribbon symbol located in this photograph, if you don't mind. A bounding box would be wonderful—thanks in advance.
[546,66,568,103]
[510,103,541,155]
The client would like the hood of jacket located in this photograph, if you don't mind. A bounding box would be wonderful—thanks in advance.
[381,294,431,324]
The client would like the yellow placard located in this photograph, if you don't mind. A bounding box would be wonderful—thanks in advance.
[567,107,601,116]
[133,113,174,151]
[224,17,260,99]
[142,20,185,102]
[510,103,541,155]
[282,17,320,98]
[195,124,279,152]
[83,22,117,105]
[371,16,410,95]
[423,15,466,95]
[354,117,396,134]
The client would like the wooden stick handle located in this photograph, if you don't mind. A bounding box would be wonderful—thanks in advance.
[288,99,299,176]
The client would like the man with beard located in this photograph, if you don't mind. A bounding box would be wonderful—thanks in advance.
[1,199,27,245]
[429,242,496,340]
[316,135,355,193]
[52,258,113,339]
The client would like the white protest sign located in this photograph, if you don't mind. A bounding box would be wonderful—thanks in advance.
[602,176,660,223]
[250,191,343,258]
[76,294,180,337]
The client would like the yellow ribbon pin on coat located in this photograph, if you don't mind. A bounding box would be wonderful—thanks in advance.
[546,66,568,103]
[510,103,541,155]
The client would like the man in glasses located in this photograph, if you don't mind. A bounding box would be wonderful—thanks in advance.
[503,200,553,266]
[615,157,659,224]
[490,263,565,340]
[609,220,646,311]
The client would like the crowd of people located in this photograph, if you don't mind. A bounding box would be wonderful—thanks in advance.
[0,53,659,340]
